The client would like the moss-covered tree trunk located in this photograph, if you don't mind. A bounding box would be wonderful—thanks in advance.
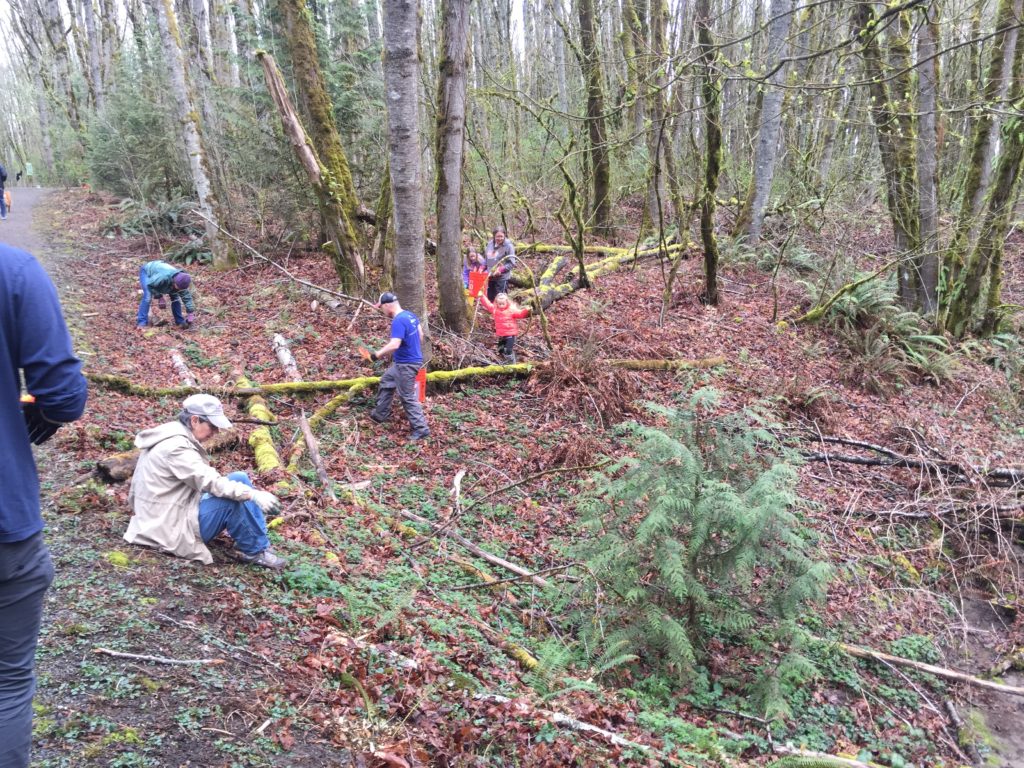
[434,0,471,333]
[278,0,366,293]
[944,40,1024,338]
[696,0,722,306]
[576,0,613,239]
[936,0,1017,332]
[853,2,921,307]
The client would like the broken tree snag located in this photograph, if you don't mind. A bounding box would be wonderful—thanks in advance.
[170,351,198,386]
[837,641,1024,697]
[95,430,240,483]
[234,375,283,473]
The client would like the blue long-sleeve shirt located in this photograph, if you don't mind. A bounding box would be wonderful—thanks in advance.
[0,243,88,542]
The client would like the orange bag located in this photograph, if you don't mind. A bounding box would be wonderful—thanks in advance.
[467,270,488,299]
[415,368,427,403]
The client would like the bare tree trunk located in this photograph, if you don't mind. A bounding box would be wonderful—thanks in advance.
[383,0,428,319]
[81,0,105,111]
[149,0,232,268]
[42,0,82,131]
[733,0,795,244]
[576,0,613,238]
[435,0,471,332]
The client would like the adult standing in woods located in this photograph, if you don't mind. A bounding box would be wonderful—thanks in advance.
[124,394,286,570]
[362,292,430,441]
[0,162,7,220]
[136,260,195,329]
[0,243,88,767]
[484,228,517,301]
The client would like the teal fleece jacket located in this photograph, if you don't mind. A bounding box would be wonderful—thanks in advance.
[142,260,195,312]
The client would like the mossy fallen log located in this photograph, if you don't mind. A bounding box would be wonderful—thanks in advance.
[235,375,283,474]
[87,357,724,400]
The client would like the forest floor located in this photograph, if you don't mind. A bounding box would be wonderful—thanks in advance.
[9,187,1024,767]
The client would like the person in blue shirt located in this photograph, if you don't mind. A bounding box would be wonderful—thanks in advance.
[0,243,88,768]
[362,292,430,441]
[137,260,195,329]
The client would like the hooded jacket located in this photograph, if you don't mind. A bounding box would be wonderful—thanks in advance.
[479,295,529,337]
[125,421,252,563]
[141,260,195,312]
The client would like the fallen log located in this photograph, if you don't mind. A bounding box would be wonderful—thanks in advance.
[170,351,198,386]
[234,375,283,473]
[86,356,725,398]
[95,429,240,483]
[837,641,1024,697]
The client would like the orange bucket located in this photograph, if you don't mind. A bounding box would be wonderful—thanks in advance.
[415,368,427,403]
[467,270,488,299]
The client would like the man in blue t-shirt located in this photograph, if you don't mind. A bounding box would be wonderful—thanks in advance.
[363,292,430,441]
[1,243,88,767]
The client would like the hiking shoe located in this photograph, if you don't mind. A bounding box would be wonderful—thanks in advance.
[238,548,286,570]
[410,429,431,441]
[368,412,388,424]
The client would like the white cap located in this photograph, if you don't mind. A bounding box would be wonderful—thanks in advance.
[182,394,233,430]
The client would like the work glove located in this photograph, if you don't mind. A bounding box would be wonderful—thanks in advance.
[186,312,195,324]
[358,347,377,363]
[22,401,63,445]
[250,490,282,514]
[157,297,167,309]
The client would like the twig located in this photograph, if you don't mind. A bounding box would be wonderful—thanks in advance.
[94,647,225,666]
[464,460,611,510]
[445,562,579,591]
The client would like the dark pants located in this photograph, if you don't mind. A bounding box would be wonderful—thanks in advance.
[487,276,510,302]
[0,533,54,768]
[498,336,517,362]
[372,363,429,435]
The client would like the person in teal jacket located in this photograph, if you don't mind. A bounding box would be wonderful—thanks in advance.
[137,260,195,328]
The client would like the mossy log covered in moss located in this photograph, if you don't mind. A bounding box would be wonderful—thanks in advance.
[235,375,283,474]
[94,430,240,483]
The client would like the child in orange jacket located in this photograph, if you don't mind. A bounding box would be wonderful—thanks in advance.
[479,292,530,363]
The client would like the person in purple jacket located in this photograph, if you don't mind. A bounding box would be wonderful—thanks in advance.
[0,242,88,768]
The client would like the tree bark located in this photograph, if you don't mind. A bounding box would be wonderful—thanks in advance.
[434,0,471,333]
[148,0,232,268]
[383,0,428,319]
[733,0,795,244]
[256,52,367,290]
[278,0,367,293]
[576,0,613,238]
[695,0,722,306]
[915,9,940,313]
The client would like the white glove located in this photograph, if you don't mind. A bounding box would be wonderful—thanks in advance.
[250,490,281,514]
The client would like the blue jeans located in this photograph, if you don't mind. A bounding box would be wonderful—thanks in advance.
[0,533,54,768]
[0,187,6,218]
[198,472,270,556]
[136,266,184,327]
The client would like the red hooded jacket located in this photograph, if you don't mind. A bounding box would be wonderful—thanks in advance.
[480,296,529,337]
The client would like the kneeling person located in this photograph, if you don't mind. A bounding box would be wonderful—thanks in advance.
[124,394,285,569]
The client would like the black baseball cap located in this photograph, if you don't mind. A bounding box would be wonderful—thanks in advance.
[376,292,398,307]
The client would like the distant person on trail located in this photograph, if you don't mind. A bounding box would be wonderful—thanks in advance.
[359,292,430,442]
[484,227,516,301]
[0,243,88,768]
[24,162,33,187]
[124,394,286,570]
[137,259,195,329]
[480,292,530,363]
[0,162,7,220]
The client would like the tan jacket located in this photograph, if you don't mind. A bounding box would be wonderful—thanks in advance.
[125,421,252,564]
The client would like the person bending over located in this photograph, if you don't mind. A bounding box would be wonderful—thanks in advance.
[137,260,195,329]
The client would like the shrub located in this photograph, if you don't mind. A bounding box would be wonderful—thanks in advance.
[568,389,831,718]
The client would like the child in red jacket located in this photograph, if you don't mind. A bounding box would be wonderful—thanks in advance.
[479,292,530,363]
